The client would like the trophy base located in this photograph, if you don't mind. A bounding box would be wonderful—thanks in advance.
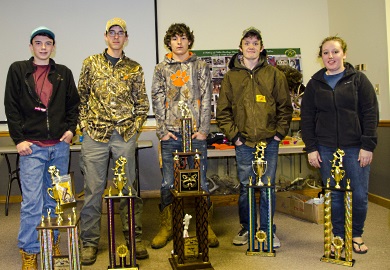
[246,249,276,257]
[108,267,138,270]
[169,254,214,270]
[321,256,355,267]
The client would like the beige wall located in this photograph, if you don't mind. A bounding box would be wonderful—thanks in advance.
[328,0,389,119]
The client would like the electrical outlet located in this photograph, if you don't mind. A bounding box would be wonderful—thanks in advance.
[374,84,380,95]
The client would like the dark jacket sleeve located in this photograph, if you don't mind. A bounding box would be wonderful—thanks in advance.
[300,79,318,153]
[4,63,25,145]
[64,67,80,136]
[357,72,378,152]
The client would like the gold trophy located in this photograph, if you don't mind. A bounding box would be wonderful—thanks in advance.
[178,100,193,152]
[321,148,354,267]
[48,166,63,215]
[252,142,267,186]
[330,149,345,189]
[113,156,128,196]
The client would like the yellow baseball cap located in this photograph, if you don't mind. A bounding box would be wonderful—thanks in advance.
[106,17,127,32]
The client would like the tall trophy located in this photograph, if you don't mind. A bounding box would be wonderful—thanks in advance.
[246,142,275,257]
[320,148,355,267]
[105,156,138,270]
[169,101,213,270]
[37,166,80,270]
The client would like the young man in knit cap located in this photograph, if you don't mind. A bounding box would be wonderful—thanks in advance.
[4,26,80,269]
[78,17,149,265]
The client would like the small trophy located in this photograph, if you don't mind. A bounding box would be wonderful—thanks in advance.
[321,148,354,267]
[252,142,267,186]
[48,166,63,215]
[112,156,128,196]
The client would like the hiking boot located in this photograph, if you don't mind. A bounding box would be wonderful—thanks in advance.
[233,228,248,245]
[81,246,98,265]
[151,204,172,249]
[20,249,38,270]
[136,241,149,260]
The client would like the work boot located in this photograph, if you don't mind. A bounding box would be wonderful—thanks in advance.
[151,204,172,249]
[136,241,149,259]
[208,203,219,247]
[81,246,98,265]
[53,235,61,256]
[20,249,38,270]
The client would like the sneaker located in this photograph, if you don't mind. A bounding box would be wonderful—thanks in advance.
[233,229,248,246]
[81,246,98,265]
[273,233,281,248]
[265,233,281,249]
[136,241,149,260]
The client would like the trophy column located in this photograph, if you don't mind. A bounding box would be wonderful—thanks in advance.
[320,149,355,267]
[246,142,275,257]
[105,156,138,270]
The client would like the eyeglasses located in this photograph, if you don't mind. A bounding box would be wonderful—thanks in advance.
[108,30,126,37]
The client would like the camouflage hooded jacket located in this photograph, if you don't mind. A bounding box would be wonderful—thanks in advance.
[151,52,212,139]
[78,50,149,143]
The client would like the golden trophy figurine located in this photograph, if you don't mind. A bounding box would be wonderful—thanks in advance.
[112,156,128,196]
[330,149,345,189]
[253,142,267,186]
[47,184,63,215]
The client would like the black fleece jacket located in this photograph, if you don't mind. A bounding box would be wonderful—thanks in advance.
[4,57,80,145]
[301,63,378,153]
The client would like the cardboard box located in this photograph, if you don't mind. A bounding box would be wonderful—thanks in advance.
[276,190,324,224]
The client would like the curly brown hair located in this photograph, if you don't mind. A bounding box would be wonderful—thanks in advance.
[164,23,194,51]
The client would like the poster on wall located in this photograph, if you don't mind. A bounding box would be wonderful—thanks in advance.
[193,48,302,120]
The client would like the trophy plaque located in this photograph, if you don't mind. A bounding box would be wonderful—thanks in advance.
[320,149,355,267]
[169,102,213,269]
[105,156,138,270]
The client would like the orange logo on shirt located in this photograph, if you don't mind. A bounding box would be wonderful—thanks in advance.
[170,70,190,87]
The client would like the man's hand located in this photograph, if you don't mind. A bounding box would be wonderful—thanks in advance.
[16,141,33,156]
[60,130,74,144]
[192,132,207,140]
[161,132,178,141]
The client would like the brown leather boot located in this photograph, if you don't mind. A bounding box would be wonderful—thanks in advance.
[151,204,172,249]
[20,249,38,270]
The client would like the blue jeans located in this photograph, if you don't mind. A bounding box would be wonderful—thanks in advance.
[18,141,69,254]
[80,130,143,247]
[160,133,209,210]
[235,139,279,233]
[318,145,369,238]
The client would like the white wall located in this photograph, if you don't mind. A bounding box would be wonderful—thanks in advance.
[156,0,330,85]
[328,0,389,119]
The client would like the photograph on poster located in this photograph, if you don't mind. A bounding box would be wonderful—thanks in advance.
[193,48,302,120]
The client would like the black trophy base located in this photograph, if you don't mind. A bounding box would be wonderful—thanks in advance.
[321,256,355,267]
[246,249,276,257]
[169,254,214,270]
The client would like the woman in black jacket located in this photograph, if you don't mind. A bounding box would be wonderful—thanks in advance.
[301,36,378,254]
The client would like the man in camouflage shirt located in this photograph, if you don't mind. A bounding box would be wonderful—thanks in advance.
[78,18,149,265]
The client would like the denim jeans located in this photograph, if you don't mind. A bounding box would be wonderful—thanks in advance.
[80,130,143,247]
[160,132,209,210]
[18,141,69,254]
[235,139,279,233]
[318,145,369,238]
